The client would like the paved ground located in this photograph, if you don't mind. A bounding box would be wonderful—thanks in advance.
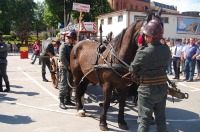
[0,54,200,132]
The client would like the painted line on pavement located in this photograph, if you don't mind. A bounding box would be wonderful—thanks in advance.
[0,100,76,115]
[178,82,200,91]
[1,100,200,122]
[17,67,59,102]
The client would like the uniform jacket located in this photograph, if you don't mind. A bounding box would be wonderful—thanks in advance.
[42,43,54,56]
[59,43,73,69]
[129,41,171,78]
[0,41,8,63]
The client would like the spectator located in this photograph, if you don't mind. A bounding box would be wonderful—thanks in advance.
[172,39,183,80]
[165,38,173,75]
[195,40,200,80]
[183,37,200,82]
[180,37,187,76]
[30,41,40,64]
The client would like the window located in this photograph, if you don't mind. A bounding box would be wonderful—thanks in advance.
[135,5,138,11]
[123,3,126,9]
[161,17,169,23]
[108,17,112,25]
[101,19,104,25]
[118,15,123,22]
[130,5,133,10]
[116,2,119,10]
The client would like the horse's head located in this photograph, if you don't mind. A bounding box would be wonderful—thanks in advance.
[110,7,163,64]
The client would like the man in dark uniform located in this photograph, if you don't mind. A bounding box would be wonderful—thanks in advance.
[0,37,10,92]
[41,38,55,82]
[58,31,77,109]
[129,19,170,132]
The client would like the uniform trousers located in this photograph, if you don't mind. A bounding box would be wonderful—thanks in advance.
[137,84,167,132]
[41,58,50,75]
[0,63,9,83]
[58,67,73,97]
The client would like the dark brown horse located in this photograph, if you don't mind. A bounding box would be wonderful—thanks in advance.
[70,7,162,131]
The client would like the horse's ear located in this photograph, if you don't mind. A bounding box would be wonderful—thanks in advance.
[157,7,162,17]
[144,6,151,15]
[145,6,152,23]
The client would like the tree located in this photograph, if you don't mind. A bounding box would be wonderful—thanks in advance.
[44,0,114,26]
[72,0,114,22]
[33,2,47,39]
[0,0,12,34]
[11,0,37,44]
[45,0,75,26]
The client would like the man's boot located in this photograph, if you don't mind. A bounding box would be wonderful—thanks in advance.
[59,96,67,109]
[0,78,3,92]
[4,82,10,92]
[42,73,49,82]
[65,96,76,106]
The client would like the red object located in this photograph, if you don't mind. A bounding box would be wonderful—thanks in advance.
[137,35,143,43]
[20,47,28,59]
[20,51,28,59]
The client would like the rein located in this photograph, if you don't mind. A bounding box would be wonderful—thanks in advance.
[67,19,145,89]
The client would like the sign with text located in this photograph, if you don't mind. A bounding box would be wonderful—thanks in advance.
[72,2,90,12]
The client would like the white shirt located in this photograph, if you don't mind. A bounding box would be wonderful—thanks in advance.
[172,43,183,58]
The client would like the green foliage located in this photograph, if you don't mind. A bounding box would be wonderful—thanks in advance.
[2,35,12,41]
[11,0,37,44]
[72,0,114,21]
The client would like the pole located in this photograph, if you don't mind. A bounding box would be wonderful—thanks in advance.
[78,11,82,41]
[64,0,67,27]
[99,24,102,44]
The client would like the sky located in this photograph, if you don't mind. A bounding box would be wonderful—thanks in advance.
[152,0,200,13]
[33,0,200,13]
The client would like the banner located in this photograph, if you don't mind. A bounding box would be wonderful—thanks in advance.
[177,17,200,34]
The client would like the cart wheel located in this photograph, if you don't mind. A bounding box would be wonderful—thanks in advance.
[50,57,59,88]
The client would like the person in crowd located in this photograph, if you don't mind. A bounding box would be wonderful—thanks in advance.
[172,39,183,80]
[180,37,187,76]
[58,31,77,109]
[0,37,10,92]
[160,38,166,45]
[165,38,173,75]
[183,37,200,82]
[129,19,170,132]
[31,42,37,60]
[40,38,54,82]
[30,41,40,64]
[53,40,61,56]
[195,40,200,80]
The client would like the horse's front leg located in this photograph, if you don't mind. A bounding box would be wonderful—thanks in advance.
[118,92,128,130]
[99,83,112,131]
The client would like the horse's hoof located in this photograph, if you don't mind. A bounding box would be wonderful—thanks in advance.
[118,123,128,130]
[77,109,86,117]
[99,125,109,131]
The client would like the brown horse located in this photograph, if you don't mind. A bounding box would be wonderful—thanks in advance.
[70,7,162,131]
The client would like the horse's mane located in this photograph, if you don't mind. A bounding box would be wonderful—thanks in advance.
[111,19,142,53]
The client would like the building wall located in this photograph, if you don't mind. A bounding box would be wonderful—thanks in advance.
[107,0,150,11]
[98,11,128,38]
[97,11,200,40]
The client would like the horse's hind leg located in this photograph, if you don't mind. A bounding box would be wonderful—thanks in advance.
[118,92,128,130]
[99,82,112,131]
[76,79,89,117]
